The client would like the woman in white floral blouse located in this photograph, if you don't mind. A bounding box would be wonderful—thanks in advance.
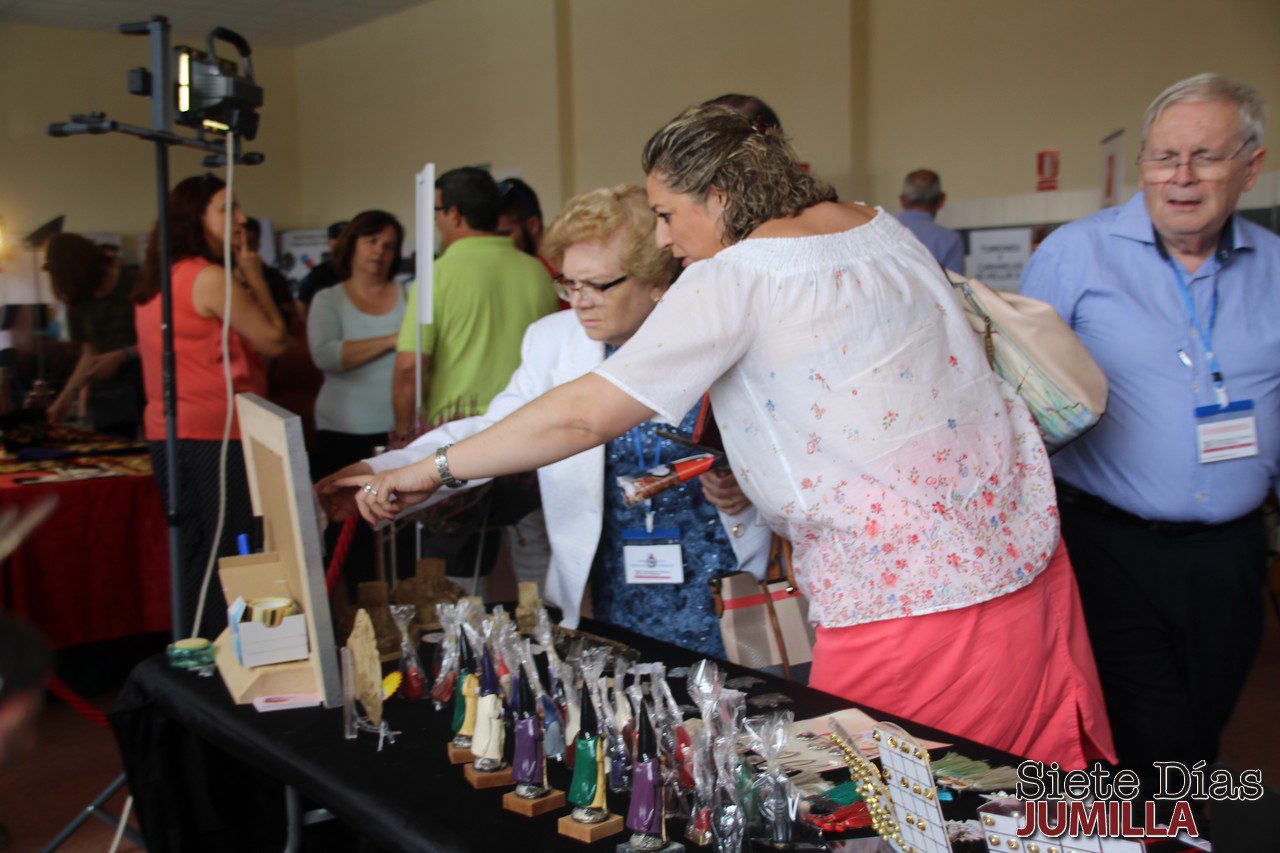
[343,105,1115,769]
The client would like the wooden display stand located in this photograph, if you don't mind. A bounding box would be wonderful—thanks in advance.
[212,395,342,708]
[463,764,514,789]
[557,813,624,844]
[447,745,472,765]
[503,789,566,817]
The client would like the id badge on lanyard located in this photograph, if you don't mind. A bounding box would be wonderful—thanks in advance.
[1165,245,1258,465]
[1196,400,1258,464]
[621,525,684,584]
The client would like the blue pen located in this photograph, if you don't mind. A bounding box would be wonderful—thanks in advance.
[236,533,251,556]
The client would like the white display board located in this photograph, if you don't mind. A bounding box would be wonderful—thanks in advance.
[278,229,329,283]
[967,227,1032,292]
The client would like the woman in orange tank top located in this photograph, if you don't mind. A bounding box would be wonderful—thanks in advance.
[134,174,289,640]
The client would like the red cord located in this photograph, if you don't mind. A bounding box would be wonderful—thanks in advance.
[44,674,110,729]
[324,516,358,596]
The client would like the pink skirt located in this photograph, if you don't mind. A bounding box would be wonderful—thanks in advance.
[808,541,1116,769]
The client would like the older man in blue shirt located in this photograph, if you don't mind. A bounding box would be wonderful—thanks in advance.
[1022,74,1275,794]
[896,169,965,272]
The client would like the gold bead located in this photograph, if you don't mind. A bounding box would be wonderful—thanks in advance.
[924,788,935,799]
[872,731,882,741]
[990,836,1002,846]
[901,742,910,753]
[912,783,922,795]
[1027,845,1041,853]
[1008,841,1020,851]
[914,748,923,758]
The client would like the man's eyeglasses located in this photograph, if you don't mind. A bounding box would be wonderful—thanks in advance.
[1137,141,1252,183]
[552,274,628,301]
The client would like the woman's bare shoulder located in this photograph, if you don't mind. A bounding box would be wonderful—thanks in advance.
[748,201,876,239]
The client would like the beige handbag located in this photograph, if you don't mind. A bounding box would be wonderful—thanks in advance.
[713,536,814,677]
[945,269,1108,452]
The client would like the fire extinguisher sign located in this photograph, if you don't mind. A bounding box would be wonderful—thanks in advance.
[1036,149,1060,191]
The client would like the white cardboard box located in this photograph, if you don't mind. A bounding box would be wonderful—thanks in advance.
[237,614,310,668]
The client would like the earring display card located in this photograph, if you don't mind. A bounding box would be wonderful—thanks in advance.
[873,726,950,853]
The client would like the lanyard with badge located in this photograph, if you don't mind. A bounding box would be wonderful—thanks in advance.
[620,423,686,584]
[619,394,721,581]
[1164,243,1258,464]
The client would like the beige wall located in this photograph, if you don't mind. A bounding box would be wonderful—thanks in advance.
[4,1,1279,251]
[866,0,1280,206]
[566,0,862,201]
[0,22,302,247]
[292,0,563,233]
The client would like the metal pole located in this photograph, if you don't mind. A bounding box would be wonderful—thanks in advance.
[142,16,185,642]
[156,138,184,642]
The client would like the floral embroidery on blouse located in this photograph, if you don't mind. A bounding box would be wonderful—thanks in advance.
[595,209,1059,628]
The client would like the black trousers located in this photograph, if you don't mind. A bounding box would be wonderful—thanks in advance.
[149,440,254,641]
[1058,488,1267,787]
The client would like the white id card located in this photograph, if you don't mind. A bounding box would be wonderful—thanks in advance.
[1195,400,1259,464]
[622,540,686,581]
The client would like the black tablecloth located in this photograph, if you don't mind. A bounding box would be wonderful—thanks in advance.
[110,619,1022,852]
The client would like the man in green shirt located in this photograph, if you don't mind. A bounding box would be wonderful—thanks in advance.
[393,167,558,433]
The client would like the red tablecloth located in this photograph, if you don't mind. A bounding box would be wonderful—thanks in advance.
[0,466,171,647]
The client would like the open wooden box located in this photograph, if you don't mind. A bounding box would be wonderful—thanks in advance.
[212,394,342,708]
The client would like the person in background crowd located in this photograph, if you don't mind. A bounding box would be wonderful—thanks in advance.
[42,233,143,436]
[1020,73,1276,796]
[496,179,550,266]
[345,105,1115,770]
[296,220,349,314]
[308,210,406,480]
[896,169,965,273]
[391,167,558,435]
[241,218,294,318]
[134,174,288,640]
[243,218,325,449]
[319,185,768,654]
[494,177,558,584]
[308,210,406,591]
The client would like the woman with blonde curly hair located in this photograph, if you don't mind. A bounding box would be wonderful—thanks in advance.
[319,184,768,654]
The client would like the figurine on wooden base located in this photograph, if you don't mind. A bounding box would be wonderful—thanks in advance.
[625,701,667,851]
[471,647,507,773]
[567,682,610,824]
[450,634,479,751]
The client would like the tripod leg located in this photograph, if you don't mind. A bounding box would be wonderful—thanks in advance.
[39,772,128,853]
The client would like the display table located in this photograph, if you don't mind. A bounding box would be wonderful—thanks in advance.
[112,619,1032,852]
[0,455,170,647]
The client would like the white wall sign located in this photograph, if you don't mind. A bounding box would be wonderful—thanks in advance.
[278,229,329,283]
[967,227,1032,292]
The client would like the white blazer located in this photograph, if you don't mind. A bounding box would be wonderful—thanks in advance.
[366,310,772,628]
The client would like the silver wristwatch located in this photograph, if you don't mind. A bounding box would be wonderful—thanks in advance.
[433,444,467,488]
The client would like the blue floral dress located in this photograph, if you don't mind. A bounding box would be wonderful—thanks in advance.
[591,347,737,657]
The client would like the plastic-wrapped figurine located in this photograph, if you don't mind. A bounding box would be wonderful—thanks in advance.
[744,711,799,847]
[390,604,426,699]
[450,632,479,749]
[567,682,609,823]
[626,700,667,850]
[471,647,507,772]
[512,664,548,798]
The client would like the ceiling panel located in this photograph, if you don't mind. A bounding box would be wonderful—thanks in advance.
[0,0,431,46]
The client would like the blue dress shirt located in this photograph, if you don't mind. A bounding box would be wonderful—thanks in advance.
[896,209,966,272]
[1021,191,1280,523]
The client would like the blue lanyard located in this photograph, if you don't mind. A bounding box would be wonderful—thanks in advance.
[1166,257,1229,408]
[628,424,662,471]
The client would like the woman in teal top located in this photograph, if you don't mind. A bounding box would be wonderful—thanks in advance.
[307,210,406,480]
